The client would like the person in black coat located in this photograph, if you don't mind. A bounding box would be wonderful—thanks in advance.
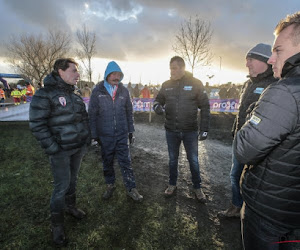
[29,58,90,247]
[153,56,210,202]
[234,12,300,250]
[219,43,275,218]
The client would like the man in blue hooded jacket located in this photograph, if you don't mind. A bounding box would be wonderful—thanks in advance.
[89,61,143,201]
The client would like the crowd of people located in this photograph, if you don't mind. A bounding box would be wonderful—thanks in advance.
[25,11,300,250]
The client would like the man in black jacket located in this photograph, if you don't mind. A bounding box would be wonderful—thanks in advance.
[29,58,90,246]
[89,61,143,202]
[154,56,210,202]
[234,12,300,249]
[219,43,275,218]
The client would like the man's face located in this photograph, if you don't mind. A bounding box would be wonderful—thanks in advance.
[268,25,300,78]
[246,57,268,77]
[170,61,185,80]
[59,63,80,85]
[107,72,122,85]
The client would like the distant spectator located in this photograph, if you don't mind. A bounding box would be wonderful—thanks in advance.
[204,82,211,98]
[218,86,228,99]
[21,87,27,103]
[127,82,133,98]
[133,84,140,98]
[0,77,11,98]
[141,84,151,98]
[11,87,22,105]
[74,85,82,96]
[26,82,34,95]
[0,86,5,107]
[227,84,239,99]
[81,84,92,97]
[152,86,159,99]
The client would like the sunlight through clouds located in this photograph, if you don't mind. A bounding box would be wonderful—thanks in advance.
[83,1,143,21]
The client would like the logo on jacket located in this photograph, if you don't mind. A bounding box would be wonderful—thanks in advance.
[249,114,261,125]
[183,86,193,91]
[253,87,264,94]
[59,97,67,107]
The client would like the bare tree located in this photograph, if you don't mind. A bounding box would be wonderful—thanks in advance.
[173,16,213,74]
[75,24,97,83]
[5,29,71,85]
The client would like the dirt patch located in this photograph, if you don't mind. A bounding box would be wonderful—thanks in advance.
[130,112,242,249]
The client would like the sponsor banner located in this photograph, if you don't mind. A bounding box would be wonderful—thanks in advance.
[132,98,154,111]
[209,99,240,113]
[14,97,239,113]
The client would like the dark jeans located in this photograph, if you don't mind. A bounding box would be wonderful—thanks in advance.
[242,203,300,250]
[49,145,87,213]
[165,130,201,189]
[230,147,244,207]
[100,134,136,191]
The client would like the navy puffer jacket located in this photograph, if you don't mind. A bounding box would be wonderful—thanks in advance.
[29,73,90,155]
[234,52,300,229]
[88,62,134,138]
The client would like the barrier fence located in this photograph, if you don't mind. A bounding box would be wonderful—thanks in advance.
[0,97,240,122]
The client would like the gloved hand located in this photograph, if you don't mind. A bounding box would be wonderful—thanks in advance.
[128,133,135,145]
[91,138,101,146]
[153,104,164,115]
[198,131,208,141]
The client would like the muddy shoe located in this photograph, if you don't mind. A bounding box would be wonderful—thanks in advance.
[127,188,143,201]
[164,185,177,197]
[218,203,241,218]
[194,188,206,203]
[102,184,116,200]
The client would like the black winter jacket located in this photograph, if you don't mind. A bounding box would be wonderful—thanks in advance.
[154,72,210,132]
[88,81,134,138]
[232,67,275,135]
[234,52,300,229]
[29,73,90,155]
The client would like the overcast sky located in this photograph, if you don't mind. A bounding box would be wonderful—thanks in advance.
[0,0,298,84]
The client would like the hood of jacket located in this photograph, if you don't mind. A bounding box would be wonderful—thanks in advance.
[43,72,75,93]
[104,61,124,83]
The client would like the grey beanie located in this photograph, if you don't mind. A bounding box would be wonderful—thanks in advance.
[246,43,272,63]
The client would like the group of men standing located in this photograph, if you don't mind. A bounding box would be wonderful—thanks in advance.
[29,11,300,250]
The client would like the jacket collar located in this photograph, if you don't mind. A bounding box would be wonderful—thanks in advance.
[281,52,300,78]
[250,66,274,83]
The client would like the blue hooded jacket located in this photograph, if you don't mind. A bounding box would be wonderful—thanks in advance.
[88,61,134,138]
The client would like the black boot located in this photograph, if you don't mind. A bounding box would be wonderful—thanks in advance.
[51,212,67,247]
[65,193,86,219]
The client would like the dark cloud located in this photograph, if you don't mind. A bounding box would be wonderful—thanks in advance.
[0,0,298,80]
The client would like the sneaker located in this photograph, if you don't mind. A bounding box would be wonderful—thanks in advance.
[102,184,116,200]
[194,188,206,203]
[127,188,143,201]
[164,185,177,197]
[218,203,241,218]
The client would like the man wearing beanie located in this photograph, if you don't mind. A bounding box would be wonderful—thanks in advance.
[219,43,275,218]
[234,12,300,249]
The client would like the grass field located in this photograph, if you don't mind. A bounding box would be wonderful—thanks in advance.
[0,122,225,250]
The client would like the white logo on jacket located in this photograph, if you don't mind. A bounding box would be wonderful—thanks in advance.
[59,97,67,107]
[183,86,193,91]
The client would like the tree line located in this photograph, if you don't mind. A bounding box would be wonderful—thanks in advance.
[4,16,212,86]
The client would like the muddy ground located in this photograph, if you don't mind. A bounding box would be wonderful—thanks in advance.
[129,112,242,249]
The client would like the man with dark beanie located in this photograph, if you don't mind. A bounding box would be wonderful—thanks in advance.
[235,11,300,249]
[219,43,275,218]
[29,58,90,246]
